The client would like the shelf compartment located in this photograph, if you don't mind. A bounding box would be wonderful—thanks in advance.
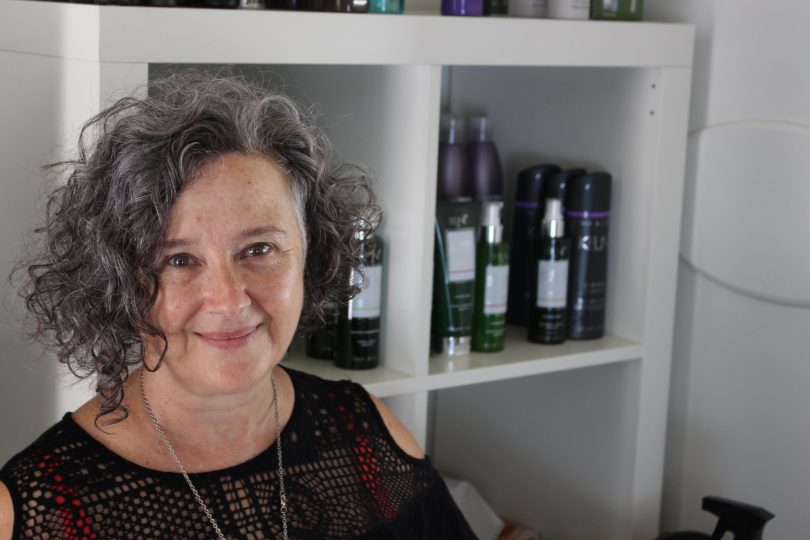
[285,326,641,397]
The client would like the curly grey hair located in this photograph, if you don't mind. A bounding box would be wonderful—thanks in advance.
[19,70,380,426]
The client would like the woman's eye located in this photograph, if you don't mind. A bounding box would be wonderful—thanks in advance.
[246,243,272,257]
[167,254,192,268]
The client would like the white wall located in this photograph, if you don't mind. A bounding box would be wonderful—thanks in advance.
[646,1,810,538]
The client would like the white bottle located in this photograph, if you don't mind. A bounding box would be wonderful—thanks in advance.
[509,0,547,18]
[547,0,589,19]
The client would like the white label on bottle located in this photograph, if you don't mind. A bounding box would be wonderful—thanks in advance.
[349,265,382,319]
[446,228,476,283]
[536,260,569,308]
[484,264,510,315]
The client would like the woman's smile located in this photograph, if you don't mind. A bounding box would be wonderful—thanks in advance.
[195,325,261,350]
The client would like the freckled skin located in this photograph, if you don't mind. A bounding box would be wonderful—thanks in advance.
[143,153,305,397]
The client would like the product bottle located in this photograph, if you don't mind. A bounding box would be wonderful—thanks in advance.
[305,302,339,360]
[472,201,510,352]
[508,0,546,17]
[335,221,383,369]
[437,116,474,201]
[265,0,299,8]
[528,198,569,344]
[432,201,480,356]
[370,0,403,12]
[564,172,611,339]
[507,164,560,326]
[442,0,483,16]
[466,116,504,201]
[544,168,585,213]
[547,0,589,19]
[324,0,369,11]
[484,0,508,14]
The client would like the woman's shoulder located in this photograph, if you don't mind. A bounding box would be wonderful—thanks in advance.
[283,365,425,460]
[0,414,95,498]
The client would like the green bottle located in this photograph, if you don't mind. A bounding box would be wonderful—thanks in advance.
[528,198,570,344]
[335,220,384,370]
[472,201,510,352]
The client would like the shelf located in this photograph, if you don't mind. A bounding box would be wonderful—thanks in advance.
[285,327,642,397]
[1,1,693,68]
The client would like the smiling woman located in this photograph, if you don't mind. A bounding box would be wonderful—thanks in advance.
[0,71,475,539]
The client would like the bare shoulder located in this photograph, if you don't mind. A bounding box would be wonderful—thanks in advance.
[0,481,14,540]
[368,394,425,460]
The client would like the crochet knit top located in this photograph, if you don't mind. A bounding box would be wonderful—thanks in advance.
[0,367,476,539]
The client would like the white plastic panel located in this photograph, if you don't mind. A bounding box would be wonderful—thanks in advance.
[680,122,810,304]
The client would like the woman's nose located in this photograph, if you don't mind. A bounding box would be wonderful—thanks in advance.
[201,264,251,317]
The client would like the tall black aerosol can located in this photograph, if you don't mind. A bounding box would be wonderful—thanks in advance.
[564,172,611,339]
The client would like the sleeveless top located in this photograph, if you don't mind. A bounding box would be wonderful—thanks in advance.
[0,367,476,539]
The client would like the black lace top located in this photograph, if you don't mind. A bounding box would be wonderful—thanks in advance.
[0,367,476,539]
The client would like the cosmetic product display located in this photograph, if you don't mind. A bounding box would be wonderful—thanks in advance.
[472,201,510,352]
[508,0,546,18]
[507,164,560,326]
[466,116,504,201]
[547,0,588,19]
[335,220,383,369]
[438,116,474,201]
[432,201,480,356]
[528,198,569,344]
[442,0,484,16]
[590,0,643,20]
[305,302,339,360]
[565,172,611,339]
[370,0,403,12]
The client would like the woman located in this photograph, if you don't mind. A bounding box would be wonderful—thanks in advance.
[0,71,475,539]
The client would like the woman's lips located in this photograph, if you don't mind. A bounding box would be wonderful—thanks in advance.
[196,326,259,350]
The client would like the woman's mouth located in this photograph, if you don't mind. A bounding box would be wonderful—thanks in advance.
[196,326,259,350]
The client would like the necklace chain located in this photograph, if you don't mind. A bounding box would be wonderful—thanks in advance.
[140,371,289,540]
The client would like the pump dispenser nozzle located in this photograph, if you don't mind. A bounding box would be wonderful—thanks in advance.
[542,198,565,238]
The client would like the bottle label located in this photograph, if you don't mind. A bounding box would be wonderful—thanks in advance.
[349,264,382,319]
[536,260,568,308]
[484,264,510,315]
[445,228,476,283]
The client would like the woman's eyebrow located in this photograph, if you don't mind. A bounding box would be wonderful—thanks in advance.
[162,226,288,250]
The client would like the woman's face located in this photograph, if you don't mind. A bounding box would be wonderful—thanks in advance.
[143,153,305,396]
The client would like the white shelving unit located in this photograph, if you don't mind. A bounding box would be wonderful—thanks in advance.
[0,2,693,538]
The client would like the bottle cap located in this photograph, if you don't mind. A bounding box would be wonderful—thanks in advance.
[564,172,612,213]
[515,164,561,206]
[440,115,465,144]
[467,116,493,142]
[480,200,503,228]
[437,336,471,357]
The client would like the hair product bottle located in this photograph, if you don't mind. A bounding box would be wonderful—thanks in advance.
[433,201,480,356]
[545,168,586,209]
[335,221,383,369]
[472,201,510,352]
[305,302,339,360]
[507,164,560,326]
[528,198,569,344]
[442,0,483,16]
[438,116,474,201]
[565,172,612,339]
[508,0,547,17]
[370,0,403,12]
[547,0,589,19]
[466,116,504,201]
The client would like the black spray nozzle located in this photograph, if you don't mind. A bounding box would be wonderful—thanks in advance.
[702,496,774,540]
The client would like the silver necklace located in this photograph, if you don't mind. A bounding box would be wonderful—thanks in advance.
[140,371,289,540]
